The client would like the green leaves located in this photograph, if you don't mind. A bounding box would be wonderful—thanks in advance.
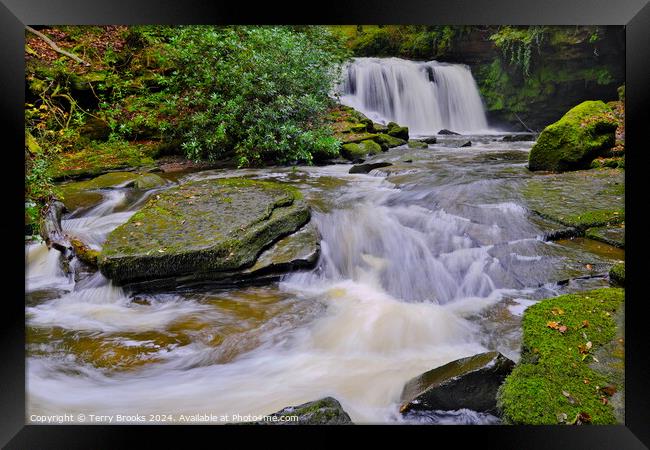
[165,26,348,165]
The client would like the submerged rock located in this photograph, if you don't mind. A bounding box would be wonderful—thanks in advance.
[438,129,460,135]
[528,101,618,172]
[400,352,515,415]
[407,140,428,149]
[420,136,438,144]
[98,178,313,288]
[349,162,392,174]
[250,397,353,425]
[132,173,168,190]
[460,141,472,148]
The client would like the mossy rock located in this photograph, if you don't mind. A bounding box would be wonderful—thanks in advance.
[98,178,310,285]
[387,122,409,140]
[340,139,382,161]
[523,169,624,231]
[498,288,624,424]
[25,130,42,154]
[133,173,167,190]
[68,172,140,190]
[374,133,406,150]
[609,262,625,286]
[407,140,428,149]
[79,117,111,141]
[585,226,625,248]
[70,238,100,267]
[591,157,624,170]
[528,101,618,172]
[251,397,353,425]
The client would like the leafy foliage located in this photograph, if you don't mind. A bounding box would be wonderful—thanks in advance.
[165,26,349,166]
[489,26,548,77]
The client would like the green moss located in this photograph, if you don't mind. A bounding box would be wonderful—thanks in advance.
[407,140,428,149]
[49,140,157,180]
[98,178,309,284]
[340,139,382,161]
[374,133,406,149]
[498,288,624,424]
[609,263,625,286]
[529,101,618,172]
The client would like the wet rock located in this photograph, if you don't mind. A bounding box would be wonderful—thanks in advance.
[420,136,438,144]
[585,226,624,248]
[609,262,625,286]
[98,178,313,288]
[70,238,100,268]
[250,397,353,425]
[460,141,472,148]
[501,133,536,142]
[438,129,460,135]
[349,162,393,174]
[400,352,515,415]
[523,169,624,231]
[407,140,428,149]
[133,173,168,190]
[528,101,618,172]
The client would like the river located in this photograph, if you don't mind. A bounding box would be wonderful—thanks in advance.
[25,133,622,424]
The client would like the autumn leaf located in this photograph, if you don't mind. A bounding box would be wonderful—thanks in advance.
[581,320,590,328]
[600,397,609,405]
[583,378,590,384]
[558,325,568,334]
[585,264,593,271]
[551,307,565,316]
[600,385,617,396]
[562,390,577,405]
[547,321,560,330]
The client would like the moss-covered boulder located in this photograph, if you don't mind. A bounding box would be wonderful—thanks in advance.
[340,139,382,161]
[70,238,100,267]
[585,226,625,248]
[497,288,624,424]
[132,173,167,190]
[528,101,618,172]
[407,140,428,149]
[387,122,409,140]
[609,262,625,286]
[98,178,311,286]
[374,133,407,150]
[400,352,515,415]
[252,397,353,425]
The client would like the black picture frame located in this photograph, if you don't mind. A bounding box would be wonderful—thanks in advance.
[4,0,649,447]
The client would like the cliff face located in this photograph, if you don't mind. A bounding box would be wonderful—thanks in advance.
[335,26,625,131]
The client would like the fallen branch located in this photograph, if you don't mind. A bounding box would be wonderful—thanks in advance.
[513,112,537,133]
[26,26,90,66]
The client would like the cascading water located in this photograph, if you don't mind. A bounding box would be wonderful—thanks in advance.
[25,94,619,425]
[338,57,489,134]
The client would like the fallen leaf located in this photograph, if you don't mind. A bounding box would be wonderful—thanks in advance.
[600,385,617,396]
[583,378,590,384]
[559,325,568,334]
[158,249,165,253]
[581,320,590,328]
[571,411,592,425]
[557,412,568,424]
[592,355,600,363]
[551,307,565,316]
[547,321,560,330]
[600,397,609,405]
[562,390,577,405]
[585,264,593,270]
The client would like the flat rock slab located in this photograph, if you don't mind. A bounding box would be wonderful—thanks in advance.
[400,352,515,414]
[523,169,624,230]
[586,225,625,248]
[98,178,311,286]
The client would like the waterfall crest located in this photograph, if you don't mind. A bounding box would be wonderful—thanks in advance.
[339,57,489,134]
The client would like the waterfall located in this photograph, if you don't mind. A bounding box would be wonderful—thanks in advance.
[338,57,489,134]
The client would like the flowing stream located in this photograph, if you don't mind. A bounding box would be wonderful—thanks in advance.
[25,59,622,424]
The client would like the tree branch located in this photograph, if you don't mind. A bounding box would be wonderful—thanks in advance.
[26,26,90,66]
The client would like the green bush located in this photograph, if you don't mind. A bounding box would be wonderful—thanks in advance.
[166,26,349,166]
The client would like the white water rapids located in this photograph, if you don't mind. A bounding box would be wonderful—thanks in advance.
[338,57,490,134]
